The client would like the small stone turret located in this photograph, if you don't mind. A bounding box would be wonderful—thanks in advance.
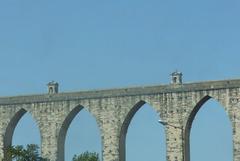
[47,81,59,94]
[171,71,183,84]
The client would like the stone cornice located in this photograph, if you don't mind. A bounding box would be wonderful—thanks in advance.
[0,79,240,105]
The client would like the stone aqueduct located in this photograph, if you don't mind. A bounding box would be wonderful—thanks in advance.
[0,73,240,161]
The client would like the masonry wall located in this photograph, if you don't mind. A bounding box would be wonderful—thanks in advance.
[0,79,240,161]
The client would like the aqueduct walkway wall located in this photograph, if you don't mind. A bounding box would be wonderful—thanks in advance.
[0,79,240,161]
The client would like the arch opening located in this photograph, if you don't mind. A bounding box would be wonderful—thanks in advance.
[4,109,41,160]
[185,96,233,161]
[119,101,166,161]
[57,105,102,161]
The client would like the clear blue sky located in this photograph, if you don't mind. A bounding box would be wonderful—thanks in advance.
[0,0,239,160]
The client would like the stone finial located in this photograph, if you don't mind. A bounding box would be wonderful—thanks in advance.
[47,81,59,94]
[171,71,183,84]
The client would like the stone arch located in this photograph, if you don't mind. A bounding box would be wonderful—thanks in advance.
[119,100,162,161]
[184,95,232,161]
[57,105,102,161]
[57,105,83,161]
[3,108,41,160]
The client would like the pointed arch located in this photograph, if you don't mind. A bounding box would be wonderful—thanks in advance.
[57,105,84,161]
[184,95,232,161]
[119,100,164,161]
[4,108,41,160]
[4,108,27,150]
[57,105,102,161]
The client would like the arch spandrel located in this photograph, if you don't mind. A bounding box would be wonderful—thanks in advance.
[136,95,165,113]
[2,105,41,139]
[55,101,101,133]
[117,96,165,127]
[65,100,105,134]
[184,94,230,129]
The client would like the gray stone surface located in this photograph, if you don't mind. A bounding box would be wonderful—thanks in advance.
[0,78,240,161]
